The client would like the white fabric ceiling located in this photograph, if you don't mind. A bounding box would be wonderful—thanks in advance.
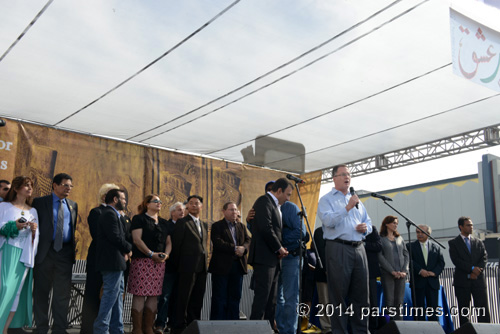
[1,0,499,174]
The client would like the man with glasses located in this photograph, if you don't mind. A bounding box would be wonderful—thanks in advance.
[93,189,132,334]
[318,164,372,334]
[32,173,79,334]
[0,179,10,202]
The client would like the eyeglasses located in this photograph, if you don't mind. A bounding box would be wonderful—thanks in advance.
[149,199,162,204]
[60,184,74,188]
[334,173,351,178]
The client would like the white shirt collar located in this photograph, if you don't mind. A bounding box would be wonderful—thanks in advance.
[267,191,280,208]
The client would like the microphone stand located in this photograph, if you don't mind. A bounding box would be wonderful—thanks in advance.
[291,180,323,333]
[291,181,323,270]
[377,199,446,314]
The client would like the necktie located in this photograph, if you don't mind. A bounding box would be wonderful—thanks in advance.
[54,199,64,251]
[464,237,471,253]
[195,218,202,237]
[422,242,428,265]
[229,222,237,246]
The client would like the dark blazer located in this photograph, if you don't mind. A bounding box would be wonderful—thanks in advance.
[409,240,445,290]
[171,214,208,273]
[364,225,382,279]
[248,193,283,268]
[312,227,327,283]
[164,219,178,274]
[208,218,251,275]
[94,206,132,272]
[86,204,106,266]
[32,194,78,264]
[449,234,488,288]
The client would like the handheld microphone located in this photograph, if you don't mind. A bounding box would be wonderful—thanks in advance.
[349,187,359,209]
[286,174,306,184]
[371,192,393,201]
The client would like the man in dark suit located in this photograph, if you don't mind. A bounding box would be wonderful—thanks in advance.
[364,225,382,332]
[313,227,331,334]
[209,201,251,320]
[154,202,185,333]
[448,216,491,327]
[248,178,292,322]
[170,195,208,334]
[246,180,275,233]
[32,173,78,334]
[409,224,444,321]
[80,183,119,334]
[93,188,132,333]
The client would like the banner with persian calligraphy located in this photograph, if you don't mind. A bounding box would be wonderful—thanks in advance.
[450,7,500,91]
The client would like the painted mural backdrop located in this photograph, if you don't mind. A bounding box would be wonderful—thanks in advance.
[0,120,321,260]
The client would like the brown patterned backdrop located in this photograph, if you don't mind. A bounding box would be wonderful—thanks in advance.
[0,120,321,260]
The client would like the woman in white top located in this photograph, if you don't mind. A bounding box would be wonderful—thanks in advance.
[0,176,39,333]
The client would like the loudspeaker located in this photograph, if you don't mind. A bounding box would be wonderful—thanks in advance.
[451,322,500,333]
[182,320,273,334]
[377,320,444,334]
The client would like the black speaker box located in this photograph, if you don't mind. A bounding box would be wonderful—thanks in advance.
[451,322,500,334]
[377,320,444,334]
[181,320,273,334]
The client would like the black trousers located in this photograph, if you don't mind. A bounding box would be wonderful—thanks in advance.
[454,284,491,327]
[414,286,439,321]
[79,260,102,334]
[33,245,73,334]
[249,263,280,323]
[172,270,207,333]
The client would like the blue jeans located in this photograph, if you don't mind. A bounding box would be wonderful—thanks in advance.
[276,254,301,334]
[155,272,178,328]
[93,271,124,334]
[210,261,244,320]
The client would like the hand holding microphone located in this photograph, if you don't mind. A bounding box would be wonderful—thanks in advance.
[349,187,359,210]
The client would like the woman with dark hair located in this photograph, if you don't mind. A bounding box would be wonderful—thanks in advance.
[0,176,39,333]
[128,194,171,334]
[378,215,409,320]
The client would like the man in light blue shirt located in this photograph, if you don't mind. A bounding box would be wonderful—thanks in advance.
[318,164,372,334]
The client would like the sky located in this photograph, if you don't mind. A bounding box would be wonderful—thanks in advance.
[319,144,500,197]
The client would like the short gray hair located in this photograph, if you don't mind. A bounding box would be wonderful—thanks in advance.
[418,224,432,235]
[169,202,185,214]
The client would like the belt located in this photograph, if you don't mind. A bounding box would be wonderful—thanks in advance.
[289,247,302,257]
[332,238,362,247]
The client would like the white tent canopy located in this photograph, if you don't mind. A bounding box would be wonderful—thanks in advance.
[1,0,499,174]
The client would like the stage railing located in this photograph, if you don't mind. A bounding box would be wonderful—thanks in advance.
[38,261,498,327]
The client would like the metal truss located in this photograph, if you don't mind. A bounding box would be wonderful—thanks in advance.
[321,124,500,183]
